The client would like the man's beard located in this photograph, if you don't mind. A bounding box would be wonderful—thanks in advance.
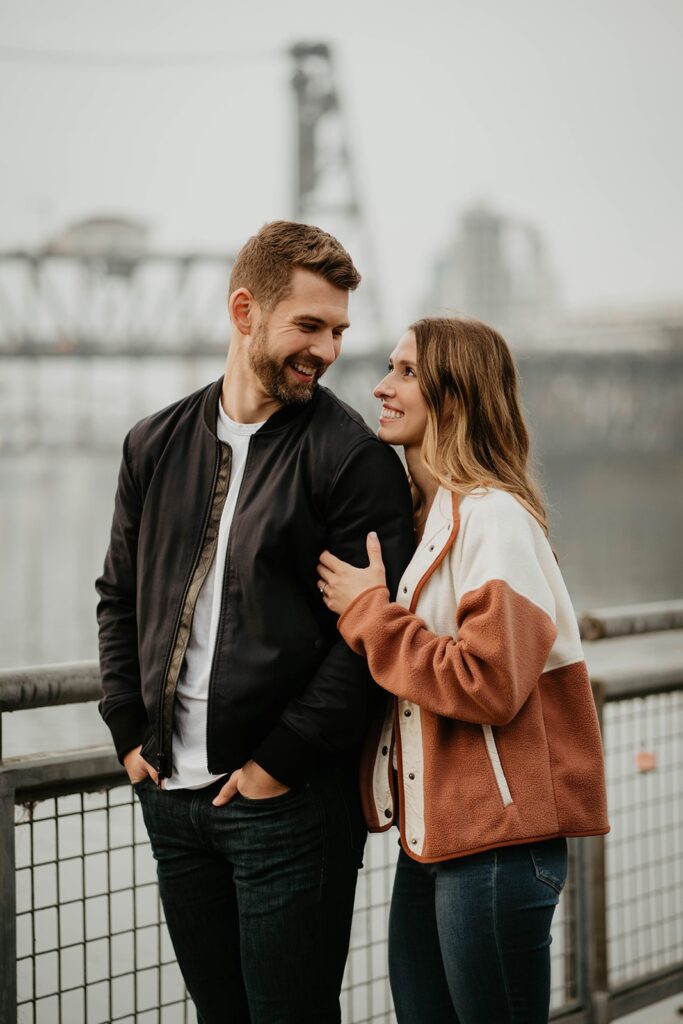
[248,324,328,405]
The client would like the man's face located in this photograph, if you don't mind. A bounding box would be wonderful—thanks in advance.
[248,268,350,405]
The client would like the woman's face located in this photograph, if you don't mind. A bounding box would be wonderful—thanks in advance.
[373,331,429,448]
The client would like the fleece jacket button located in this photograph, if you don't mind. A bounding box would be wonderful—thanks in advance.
[408,772,415,780]
[411,838,418,845]
[384,808,392,819]
[403,709,412,717]
[402,586,408,594]
[382,745,388,756]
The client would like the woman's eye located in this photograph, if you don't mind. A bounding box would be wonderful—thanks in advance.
[404,367,416,377]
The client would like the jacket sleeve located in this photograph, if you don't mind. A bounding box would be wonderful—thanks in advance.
[95,433,150,762]
[251,438,415,786]
[336,496,559,726]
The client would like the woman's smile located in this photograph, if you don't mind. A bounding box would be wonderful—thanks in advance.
[373,331,429,448]
[379,404,404,422]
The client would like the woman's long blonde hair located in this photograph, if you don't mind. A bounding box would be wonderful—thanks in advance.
[411,316,549,534]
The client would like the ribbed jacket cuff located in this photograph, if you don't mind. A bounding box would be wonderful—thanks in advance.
[100,699,151,764]
[251,721,319,788]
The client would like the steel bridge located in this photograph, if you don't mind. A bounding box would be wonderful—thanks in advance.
[0,43,382,361]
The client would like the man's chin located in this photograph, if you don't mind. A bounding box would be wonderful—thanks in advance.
[275,378,319,405]
[249,346,325,406]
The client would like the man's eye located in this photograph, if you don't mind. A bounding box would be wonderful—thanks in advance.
[300,323,316,332]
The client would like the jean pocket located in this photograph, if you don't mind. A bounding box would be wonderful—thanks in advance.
[235,784,306,806]
[528,837,568,894]
[132,777,153,797]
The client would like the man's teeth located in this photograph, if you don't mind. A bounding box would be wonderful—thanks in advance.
[292,362,315,377]
[382,407,404,419]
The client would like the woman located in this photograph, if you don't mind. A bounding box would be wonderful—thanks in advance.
[317,317,609,1024]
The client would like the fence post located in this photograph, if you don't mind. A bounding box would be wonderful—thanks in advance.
[0,784,17,1024]
[586,679,609,1024]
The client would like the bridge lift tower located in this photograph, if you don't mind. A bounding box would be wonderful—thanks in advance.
[0,42,383,359]
[290,42,384,344]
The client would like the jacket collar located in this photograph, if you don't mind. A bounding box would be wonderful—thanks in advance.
[201,377,321,437]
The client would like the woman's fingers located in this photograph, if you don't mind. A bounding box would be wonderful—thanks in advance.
[317,562,334,582]
[319,549,345,570]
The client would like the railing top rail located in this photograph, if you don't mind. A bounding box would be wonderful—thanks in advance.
[2,629,683,716]
[583,628,683,701]
[579,599,683,640]
[0,661,101,712]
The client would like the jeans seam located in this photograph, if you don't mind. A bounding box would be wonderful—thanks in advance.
[336,778,356,856]
[313,786,326,900]
[529,842,565,894]
[492,849,514,1022]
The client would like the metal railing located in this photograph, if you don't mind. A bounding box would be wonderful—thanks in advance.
[1,600,682,1024]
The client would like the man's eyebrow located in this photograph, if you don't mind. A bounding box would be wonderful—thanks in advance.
[293,315,350,330]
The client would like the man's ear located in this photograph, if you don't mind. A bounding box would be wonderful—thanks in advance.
[229,287,258,336]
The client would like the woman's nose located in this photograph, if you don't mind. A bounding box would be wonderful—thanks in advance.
[374,375,394,400]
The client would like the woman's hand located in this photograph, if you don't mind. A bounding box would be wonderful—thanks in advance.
[317,532,387,616]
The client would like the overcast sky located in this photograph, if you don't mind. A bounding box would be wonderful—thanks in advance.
[1,0,681,336]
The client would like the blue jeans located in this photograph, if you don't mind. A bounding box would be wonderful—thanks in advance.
[135,771,366,1024]
[388,837,568,1024]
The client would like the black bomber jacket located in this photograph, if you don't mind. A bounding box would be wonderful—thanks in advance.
[96,377,415,786]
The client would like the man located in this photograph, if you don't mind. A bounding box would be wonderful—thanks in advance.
[96,221,414,1023]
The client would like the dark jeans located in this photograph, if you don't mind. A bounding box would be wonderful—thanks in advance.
[135,771,366,1024]
[388,837,568,1024]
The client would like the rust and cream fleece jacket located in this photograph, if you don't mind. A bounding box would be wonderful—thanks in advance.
[337,486,609,863]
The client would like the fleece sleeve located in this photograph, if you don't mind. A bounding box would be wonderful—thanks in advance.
[337,496,558,726]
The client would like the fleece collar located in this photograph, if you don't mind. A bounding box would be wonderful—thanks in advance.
[395,487,460,612]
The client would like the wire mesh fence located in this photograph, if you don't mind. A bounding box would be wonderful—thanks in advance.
[15,784,188,1024]
[12,774,580,1024]
[4,651,683,1023]
[604,689,683,988]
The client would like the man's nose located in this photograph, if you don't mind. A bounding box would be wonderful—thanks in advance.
[309,333,339,367]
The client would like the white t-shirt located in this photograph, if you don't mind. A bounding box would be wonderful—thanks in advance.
[164,400,265,790]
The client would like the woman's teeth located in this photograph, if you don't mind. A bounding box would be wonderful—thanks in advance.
[381,407,403,419]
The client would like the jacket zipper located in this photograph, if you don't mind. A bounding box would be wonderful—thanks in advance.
[204,434,256,774]
[155,440,222,780]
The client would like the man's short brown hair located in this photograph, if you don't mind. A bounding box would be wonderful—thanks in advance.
[229,220,361,312]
